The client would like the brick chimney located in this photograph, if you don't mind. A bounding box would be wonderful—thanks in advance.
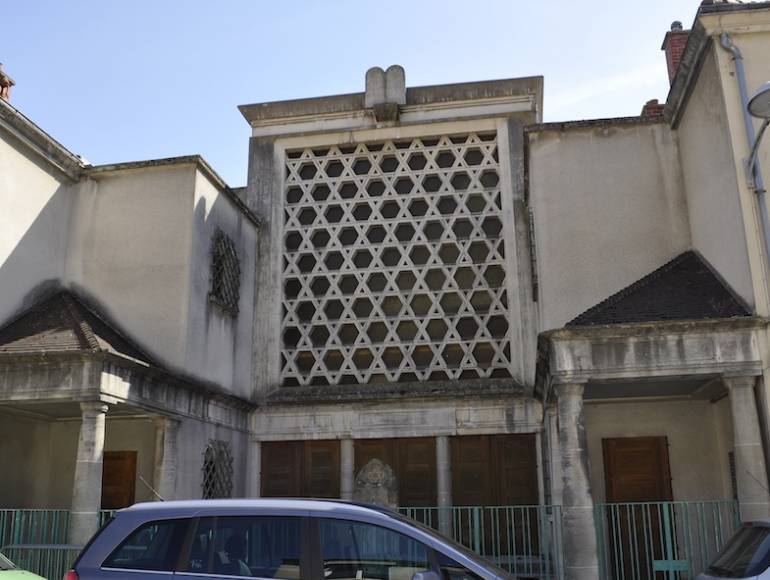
[0,63,15,101]
[641,99,665,117]
[661,21,690,84]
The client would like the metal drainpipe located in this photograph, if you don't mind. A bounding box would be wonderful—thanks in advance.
[719,33,770,276]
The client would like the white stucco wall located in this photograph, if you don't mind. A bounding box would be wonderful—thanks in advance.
[0,132,72,326]
[677,46,754,308]
[184,170,257,398]
[0,415,52,508]
[174,418,249,500]
[584,398,732,503]
[529,122,691,330]
[106,419,158,503]
[65,166,195,369]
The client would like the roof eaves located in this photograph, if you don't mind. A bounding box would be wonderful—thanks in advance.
[87,155,262,228]
[0,98,85,181]
[524,115,664,135]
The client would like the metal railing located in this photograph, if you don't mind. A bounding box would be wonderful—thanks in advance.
[0,510,71,547]
[0,509,117,579]
[398,505,565,579]
[595,500,740,580]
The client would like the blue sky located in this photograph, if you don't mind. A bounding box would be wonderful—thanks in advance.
[5,0,698,186]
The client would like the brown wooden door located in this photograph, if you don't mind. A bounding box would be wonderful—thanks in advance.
[451,434,538,506]
[603,437,673,580]
[451,435,539,558]
[101,451,137,509]
[261,441,340,498]
[603,437,672,503]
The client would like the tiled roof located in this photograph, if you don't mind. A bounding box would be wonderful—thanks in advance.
[567,251,750,326]
[0,290,154,365]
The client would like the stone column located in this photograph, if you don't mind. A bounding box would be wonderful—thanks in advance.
[436,435,453,537]
[545,404,563,506]
[68,402,108,545]
[247,438,262,498]
[153,417,180,501]
[556,383,599,580]
[726,376,770,520]
[340,439,355,500]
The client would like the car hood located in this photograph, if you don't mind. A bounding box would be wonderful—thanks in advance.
[0,570,47,580]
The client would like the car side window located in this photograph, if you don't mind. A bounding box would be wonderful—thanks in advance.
[319,518,430,580]
[435,551,483,580]
[103,519,188,571]
[185,516,301,579]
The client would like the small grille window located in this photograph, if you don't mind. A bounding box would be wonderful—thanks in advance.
[209,230,240,315]
[202,440,233,499]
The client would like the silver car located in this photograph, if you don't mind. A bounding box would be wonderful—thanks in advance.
[697,520,770,579]
[66,499,513,580]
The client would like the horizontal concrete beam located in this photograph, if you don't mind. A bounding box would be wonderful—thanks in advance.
[544,318,765,385]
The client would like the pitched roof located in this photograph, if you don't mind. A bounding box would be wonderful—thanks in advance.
[0,290,155,365]
[567,251,750,327]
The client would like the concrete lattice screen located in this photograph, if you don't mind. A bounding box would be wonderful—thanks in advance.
[281,133,513,386]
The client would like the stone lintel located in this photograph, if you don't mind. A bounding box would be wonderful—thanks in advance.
[239,76,543,126]
[0,353,252,431]
[544,318,764,385]
[252,396,542,441]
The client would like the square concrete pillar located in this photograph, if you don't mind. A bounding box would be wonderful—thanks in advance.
[725,376,770,520]
[246,438,262,498]
[153,417,180,501]
[68,402,108,545]
[435,435,453,537]
[340,439,355,500]
[556,383,599,580]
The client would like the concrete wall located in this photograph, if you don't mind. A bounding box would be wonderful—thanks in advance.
[65,166,195,369]
[174,417,249,500]
[184,170,257,397]
[105,419,158,503]
[0,132,72,326]
[0,414,52,508]
[529,122,691,330]
[584,398,732,503]
[677,46,754,307]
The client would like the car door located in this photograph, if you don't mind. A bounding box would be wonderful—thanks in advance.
[97,518,190,580]
[173,514,310,580]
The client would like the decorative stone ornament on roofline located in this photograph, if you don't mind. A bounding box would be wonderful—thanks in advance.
[365,65,406,123]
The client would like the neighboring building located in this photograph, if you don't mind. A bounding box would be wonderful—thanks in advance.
[1,1,770,579]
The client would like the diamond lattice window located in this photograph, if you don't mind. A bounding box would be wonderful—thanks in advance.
[202,440,233,499]
[281,133,512,386]
[209,230,240,315]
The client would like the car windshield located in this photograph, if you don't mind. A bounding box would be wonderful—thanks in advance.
[0,552,16,571]
[386,511,514,579]
[708,525,770,578]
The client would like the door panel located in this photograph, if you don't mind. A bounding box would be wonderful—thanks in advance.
[603,436,673,580]
[261,441,340,498]
[101,451,137,509]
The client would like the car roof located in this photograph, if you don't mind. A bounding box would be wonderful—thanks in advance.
[123,498,396,518]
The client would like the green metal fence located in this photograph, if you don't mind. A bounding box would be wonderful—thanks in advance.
[0,510,70,547]
[0,509,116,579]
[398,505,565,579]
[595,500,740,580]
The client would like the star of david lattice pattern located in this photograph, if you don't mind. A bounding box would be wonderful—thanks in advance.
[281,133,513,386]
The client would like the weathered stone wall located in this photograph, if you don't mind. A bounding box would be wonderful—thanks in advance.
[528,121,691,330]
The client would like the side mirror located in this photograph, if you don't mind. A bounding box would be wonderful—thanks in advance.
[412,572,441,580]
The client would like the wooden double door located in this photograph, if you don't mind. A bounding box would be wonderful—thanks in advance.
[603,436,674,580]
